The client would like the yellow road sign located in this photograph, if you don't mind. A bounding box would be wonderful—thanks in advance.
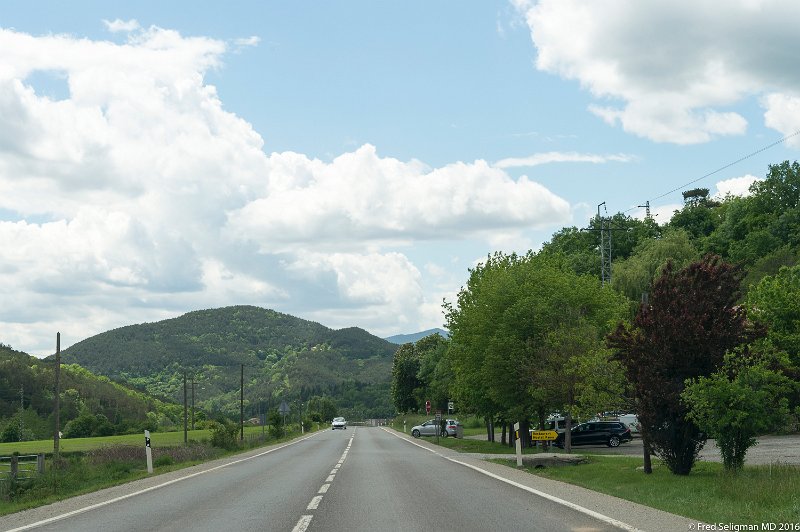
[530,430,558,441]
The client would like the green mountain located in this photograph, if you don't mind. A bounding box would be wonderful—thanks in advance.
[59,306,398,419]
[0,343,180,442]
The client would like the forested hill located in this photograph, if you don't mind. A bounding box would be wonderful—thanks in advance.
[1,343,180,441]
[60,306,396,378]
[57,306,399,419]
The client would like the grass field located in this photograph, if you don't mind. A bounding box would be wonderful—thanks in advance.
[0,425,284,455]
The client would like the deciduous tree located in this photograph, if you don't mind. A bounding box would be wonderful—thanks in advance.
[608,255,761,475]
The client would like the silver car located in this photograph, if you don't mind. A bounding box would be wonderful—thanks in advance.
[411,419,461,438]
[331,417,347,430]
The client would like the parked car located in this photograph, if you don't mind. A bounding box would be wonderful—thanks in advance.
[411,419,451,438]
[553,421,632,448]
[443,419,462,437]
[331,417,347,430]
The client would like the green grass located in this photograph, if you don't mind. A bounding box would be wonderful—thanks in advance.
[0,425,272,455]
[432,435,544,454]
[492,455,800,525]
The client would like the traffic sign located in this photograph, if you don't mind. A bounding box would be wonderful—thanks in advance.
[425,400,431,414]
[530,430,558,441]
[447,401,454,413]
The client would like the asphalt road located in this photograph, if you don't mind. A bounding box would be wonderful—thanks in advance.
[0,427,698,532]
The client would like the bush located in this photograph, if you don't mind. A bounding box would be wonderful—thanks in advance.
[154,455,174,467]
[208,421,239,450]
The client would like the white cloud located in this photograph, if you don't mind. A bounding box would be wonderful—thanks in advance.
[233,36,260,48]
[103,19,141,33]
[0,24,575,355]
[494,151,634,169]
[714,174,761,198]
[513,0,800,144]
[225,144,571,251]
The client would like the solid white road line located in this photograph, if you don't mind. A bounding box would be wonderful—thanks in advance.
[382,428,642,532]
[5,432,321,532]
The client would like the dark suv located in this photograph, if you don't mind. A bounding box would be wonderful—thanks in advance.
[553,421,632,448]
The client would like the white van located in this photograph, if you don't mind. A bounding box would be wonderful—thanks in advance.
[618,414,639,434]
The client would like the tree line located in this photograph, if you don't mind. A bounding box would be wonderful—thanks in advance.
[392,160,800,474]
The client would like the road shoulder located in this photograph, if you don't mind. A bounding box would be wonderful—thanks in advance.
[388,429,699,532]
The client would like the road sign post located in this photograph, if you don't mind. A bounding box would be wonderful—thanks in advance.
[144,430,153,474]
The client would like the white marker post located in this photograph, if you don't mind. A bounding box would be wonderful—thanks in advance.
[514,422,522,467]
[144,430,153,474]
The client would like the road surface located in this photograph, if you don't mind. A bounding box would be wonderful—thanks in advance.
[1,428,697,532]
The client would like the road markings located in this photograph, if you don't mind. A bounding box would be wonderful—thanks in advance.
[382,428,643,532]
[291,515,313,532]
[4,432,322,532]
[294,428,356,526]
[307,495,324,510]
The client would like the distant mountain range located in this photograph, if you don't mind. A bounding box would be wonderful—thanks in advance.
[384,328,449,345]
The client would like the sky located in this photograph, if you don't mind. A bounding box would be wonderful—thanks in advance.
[3,1,800,356]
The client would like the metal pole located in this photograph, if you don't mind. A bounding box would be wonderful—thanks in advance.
[191,376,195,430]
[54,332,61,458]
[183,372,187,444]
[240,364,244,442]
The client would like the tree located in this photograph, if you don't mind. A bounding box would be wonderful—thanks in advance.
[747,265,800,369]
[611,228,699,301]
[682,352,791,471]
[608,255,762,475]
[390,343,422,413]
[413,334,451,412]
[446,251,627,447]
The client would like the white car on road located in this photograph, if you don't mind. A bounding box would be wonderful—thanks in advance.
[331,417,347,430]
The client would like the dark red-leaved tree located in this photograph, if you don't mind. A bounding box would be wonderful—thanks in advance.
[608,255,762,475]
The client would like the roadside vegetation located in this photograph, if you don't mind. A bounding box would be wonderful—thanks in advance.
[499,455,800,525]
[0,423,317,516]
[392,160,800,480]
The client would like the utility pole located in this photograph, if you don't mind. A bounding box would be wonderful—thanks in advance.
[19,384,24,442]
[598,202,612,286]
[54,332,61,458]
[191,376,195,430]
[638,201,651,220]
[183,372,188,444]
[240,364,244,442]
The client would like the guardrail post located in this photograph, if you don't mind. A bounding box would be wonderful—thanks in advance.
[10,456,17,480]
[37,453,45,474]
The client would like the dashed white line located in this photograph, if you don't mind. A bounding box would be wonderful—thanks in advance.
[326,474,335,482]
[318,484,330,494]
[292,515,313,532]
[307,495,323,510]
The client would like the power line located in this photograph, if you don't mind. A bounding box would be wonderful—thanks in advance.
[624,128,800,214]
